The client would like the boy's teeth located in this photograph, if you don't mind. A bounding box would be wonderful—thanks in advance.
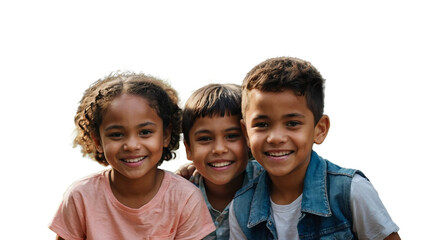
[209,161,232,168]
[122,157,145,163]
[268,151,291,157]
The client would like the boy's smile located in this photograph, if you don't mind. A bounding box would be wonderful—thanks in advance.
[185,115,249,187]
[242,89,328,182]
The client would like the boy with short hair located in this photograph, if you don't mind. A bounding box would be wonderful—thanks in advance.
[229,57,400,239]
[181,83,263,239]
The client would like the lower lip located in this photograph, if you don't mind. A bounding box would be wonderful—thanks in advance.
[267,153,291,162]
[209,162,234,171]
[122,159,144,168]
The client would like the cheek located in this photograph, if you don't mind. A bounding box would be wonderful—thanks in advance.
[246,131,262,149]
[190,145,209,160]
[231,141,249,158]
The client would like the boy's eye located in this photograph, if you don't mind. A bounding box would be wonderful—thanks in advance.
[286,121,301,127]
[253,122,268,128]
[226,133,241,140]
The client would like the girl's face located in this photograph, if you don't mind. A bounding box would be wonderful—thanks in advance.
[95,94,171,181]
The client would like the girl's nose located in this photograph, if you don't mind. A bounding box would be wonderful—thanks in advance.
[123,136,141,151]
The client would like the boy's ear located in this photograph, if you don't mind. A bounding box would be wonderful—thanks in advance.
[163,124,172,147]
[314,115,330,145]
[183,140,193,161]
[240,119,250,147]
[91,133,104,153]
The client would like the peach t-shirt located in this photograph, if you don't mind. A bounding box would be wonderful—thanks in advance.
[49,169,215,240]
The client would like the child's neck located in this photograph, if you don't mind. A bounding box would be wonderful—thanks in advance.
[269,168,306,205]
[109,168,164,209]
[204,172,245,212]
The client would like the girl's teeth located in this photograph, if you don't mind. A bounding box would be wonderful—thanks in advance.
[209,161,232,168]
[123,157,145,163]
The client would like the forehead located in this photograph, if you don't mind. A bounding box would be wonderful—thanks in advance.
[101,94,162,125]
[245,89,312,118]
[191,115,241,132]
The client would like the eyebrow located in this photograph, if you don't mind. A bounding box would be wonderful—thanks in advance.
[104,122,156,131]
[253,113,305,120]
[284,113,305,118]
[193,129,211,136]
[224,126,242,132]
[194,126,241,136]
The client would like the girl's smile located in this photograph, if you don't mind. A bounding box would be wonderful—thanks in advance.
[95,94,171,182]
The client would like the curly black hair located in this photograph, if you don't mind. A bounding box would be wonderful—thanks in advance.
[73,72,182,166]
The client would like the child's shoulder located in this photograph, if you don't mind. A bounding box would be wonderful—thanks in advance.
[310,152,364,179]
[63,169,109,198]
[246,159,264,176]
[164,170,202,194]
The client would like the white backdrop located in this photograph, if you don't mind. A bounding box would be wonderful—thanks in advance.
[1,1,424,238]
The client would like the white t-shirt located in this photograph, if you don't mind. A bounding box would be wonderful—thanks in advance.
[229,174,399,240]
[270,194,302,240]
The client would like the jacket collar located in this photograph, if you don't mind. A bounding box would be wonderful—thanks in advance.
[301,151,332,217]
[247,151,331,227]
[247,171,271,227]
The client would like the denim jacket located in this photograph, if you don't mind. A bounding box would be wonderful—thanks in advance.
[232,151,366,240]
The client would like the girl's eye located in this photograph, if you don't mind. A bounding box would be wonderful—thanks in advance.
[140,130,153,136]
[196,136,212,142]
[108,132,123,138]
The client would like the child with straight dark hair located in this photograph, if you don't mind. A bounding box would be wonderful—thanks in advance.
[179,83,263,239]
[49,72,215,239]
[229,57,400,239]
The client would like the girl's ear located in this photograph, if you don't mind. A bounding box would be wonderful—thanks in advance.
[91,133,104,153]
[240,119,250,148]
[163,124,172,147]
[183,140,193,161]
[314,115,330,145]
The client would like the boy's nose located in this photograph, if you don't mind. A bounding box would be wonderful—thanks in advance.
[212,139,228,154]
[267,129,287,145]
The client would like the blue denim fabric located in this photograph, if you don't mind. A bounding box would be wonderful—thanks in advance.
[232,151,366,240]
[193,160,264,240]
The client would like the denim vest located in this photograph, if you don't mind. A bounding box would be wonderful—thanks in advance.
[232,151,366,240]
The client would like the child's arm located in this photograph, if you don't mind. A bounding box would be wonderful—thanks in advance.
[351,175,400,239]
[385,232,401,240]
[174,162,199,180]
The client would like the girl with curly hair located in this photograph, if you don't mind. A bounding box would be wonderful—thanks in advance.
[49,72,215,240]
